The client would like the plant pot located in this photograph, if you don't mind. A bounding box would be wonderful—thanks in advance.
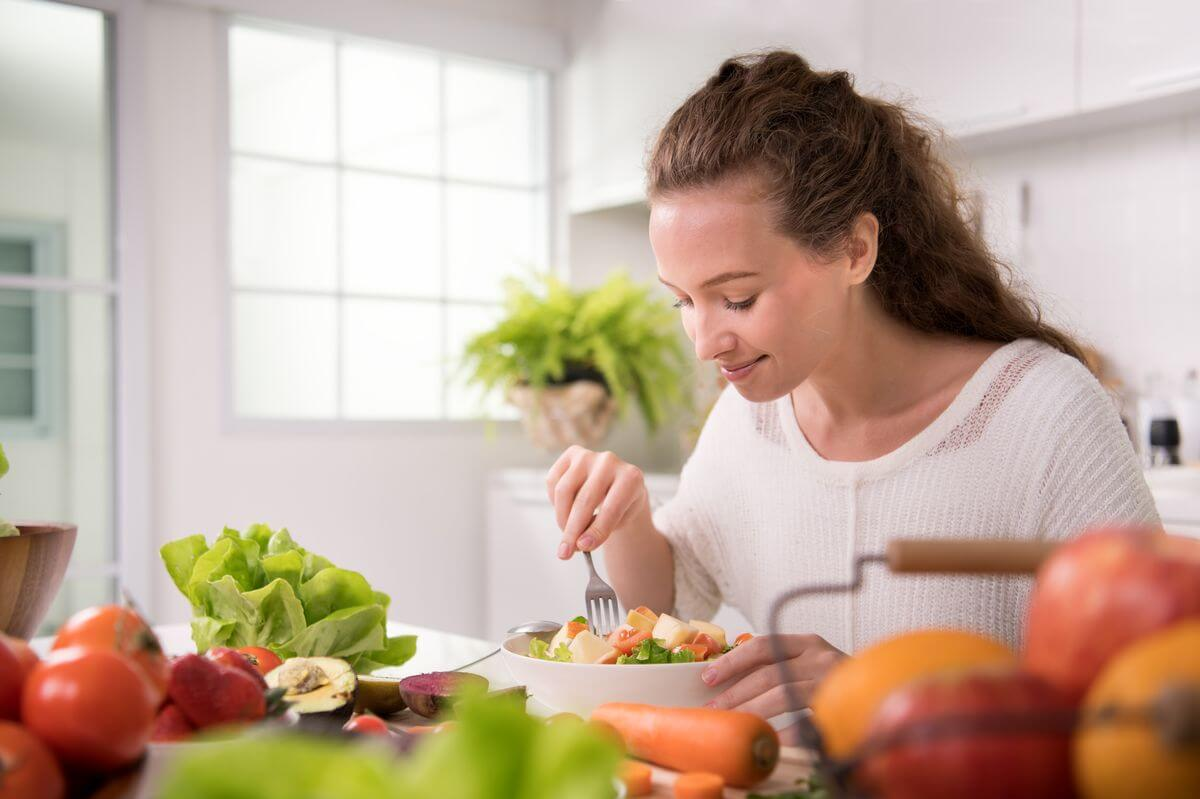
[508,380,617,451]
[0,522,77,638]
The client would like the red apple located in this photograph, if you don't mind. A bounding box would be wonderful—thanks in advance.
[1023,526,1200,700]
[852,669,1076,799]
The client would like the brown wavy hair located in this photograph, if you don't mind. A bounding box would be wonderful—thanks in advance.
[646,50,1086,363]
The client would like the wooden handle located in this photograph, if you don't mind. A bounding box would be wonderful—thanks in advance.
[885,539,1058,575]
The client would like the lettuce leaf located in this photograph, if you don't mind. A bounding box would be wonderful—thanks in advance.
[616,638,675,664]
[160,524,414,673]
[528,639,572,662]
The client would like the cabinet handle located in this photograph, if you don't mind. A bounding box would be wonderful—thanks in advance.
[1131,66,1200,93]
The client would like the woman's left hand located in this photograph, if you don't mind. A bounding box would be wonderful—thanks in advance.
[701,634,846,739]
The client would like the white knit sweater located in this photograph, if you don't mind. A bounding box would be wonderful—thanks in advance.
[654,339,1158,653]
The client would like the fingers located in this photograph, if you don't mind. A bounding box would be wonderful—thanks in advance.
[707,659,813,712]
[723,679,818,719]
[701,634,828,687]
[582,463,645,551]
[562,453,621,546]
[544,449,575,505]
[550,448,591,531]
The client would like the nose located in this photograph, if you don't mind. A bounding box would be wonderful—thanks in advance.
[688,309,737,362]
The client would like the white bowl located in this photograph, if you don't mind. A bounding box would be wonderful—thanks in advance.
[501,633,721,717]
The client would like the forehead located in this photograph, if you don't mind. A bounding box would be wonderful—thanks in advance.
[649,180,793,278]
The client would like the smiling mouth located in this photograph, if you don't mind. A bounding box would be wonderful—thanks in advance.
[719,355,767,375]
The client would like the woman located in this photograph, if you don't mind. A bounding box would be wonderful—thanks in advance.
[544,51,1156,736]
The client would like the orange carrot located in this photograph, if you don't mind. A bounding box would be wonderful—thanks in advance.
[620,760,653,797]
[590,703,779,788]
[566,621,587,638]
[674,772,725,799]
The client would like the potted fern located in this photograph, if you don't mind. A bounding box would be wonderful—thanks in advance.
[461,272,690,450]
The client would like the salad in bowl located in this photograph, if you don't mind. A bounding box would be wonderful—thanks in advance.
[529,606,751,666]
[503,607,753,715]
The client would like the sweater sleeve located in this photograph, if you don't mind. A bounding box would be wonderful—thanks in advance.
[652,389,741,622]
[1034,360,1159,541]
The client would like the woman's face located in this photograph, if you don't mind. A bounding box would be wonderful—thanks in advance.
[649,180,869,403]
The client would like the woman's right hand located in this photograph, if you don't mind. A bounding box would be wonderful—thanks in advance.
[545,446,652,560]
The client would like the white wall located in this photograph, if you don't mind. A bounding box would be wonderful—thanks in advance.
[962,115,1200,407]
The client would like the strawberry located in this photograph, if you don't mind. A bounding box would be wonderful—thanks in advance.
[210,665,266,724]
[151,703,195,742]
[168,654,227,728]
[206,647,267,690]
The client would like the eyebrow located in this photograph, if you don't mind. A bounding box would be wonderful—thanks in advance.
[659,271,760,290]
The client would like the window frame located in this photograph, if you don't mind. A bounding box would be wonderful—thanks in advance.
[1,0,153,615]
[218,16,554,431]
[0,219,67,438]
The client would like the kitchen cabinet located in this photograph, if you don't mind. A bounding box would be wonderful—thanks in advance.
[861,0,1076,135]
[560,1,864,212]
[485,468,752,641]
[1079,0,1200,110]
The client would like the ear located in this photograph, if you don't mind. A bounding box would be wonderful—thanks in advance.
[845,212,879,286]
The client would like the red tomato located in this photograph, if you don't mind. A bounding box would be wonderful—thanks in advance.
[22,647,158,772]
[692,634,721,659]
[0,634,39,679]
[0,720,65,799]
[235,646,282,676]
[52,605,168,704]
[607,627,651,655]
[343,714,390,736]
[0,639,21,721]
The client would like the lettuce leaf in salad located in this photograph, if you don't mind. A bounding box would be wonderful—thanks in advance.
[616,637,697,664]
[160,524,415,674]
[528,638,572,662]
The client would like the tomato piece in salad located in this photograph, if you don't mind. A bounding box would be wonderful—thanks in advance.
[607,626,652,655]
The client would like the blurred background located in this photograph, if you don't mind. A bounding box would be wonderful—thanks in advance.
[1,0,1197,640]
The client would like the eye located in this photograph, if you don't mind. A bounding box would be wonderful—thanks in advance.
[672,297,693,309]
[724,296,757,312]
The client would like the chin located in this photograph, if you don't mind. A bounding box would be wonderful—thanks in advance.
[728,380,790,404]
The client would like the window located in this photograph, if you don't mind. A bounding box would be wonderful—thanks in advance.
[0,222,62,436]
[227,21,549,421]
[0,0,116,631]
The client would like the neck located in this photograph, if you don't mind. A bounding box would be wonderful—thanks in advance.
[795,292,943,423]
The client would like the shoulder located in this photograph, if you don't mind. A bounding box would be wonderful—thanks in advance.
[998,340,1118,422]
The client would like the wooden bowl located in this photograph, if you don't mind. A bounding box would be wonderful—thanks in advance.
[0,522,77,639]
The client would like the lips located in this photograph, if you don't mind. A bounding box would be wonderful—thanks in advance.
[719,355,767,381]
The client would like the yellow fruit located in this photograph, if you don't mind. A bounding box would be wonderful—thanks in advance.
[1075,620,1200,799]
[810,628,1015,758]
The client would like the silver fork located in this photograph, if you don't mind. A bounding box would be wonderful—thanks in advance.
[582,551,621,637]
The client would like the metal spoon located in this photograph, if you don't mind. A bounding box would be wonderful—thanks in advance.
[452,620,562,672]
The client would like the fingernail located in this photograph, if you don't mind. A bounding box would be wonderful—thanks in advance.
[557,542,570,559]
[701,668,717,685]
[578,534,595,551]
